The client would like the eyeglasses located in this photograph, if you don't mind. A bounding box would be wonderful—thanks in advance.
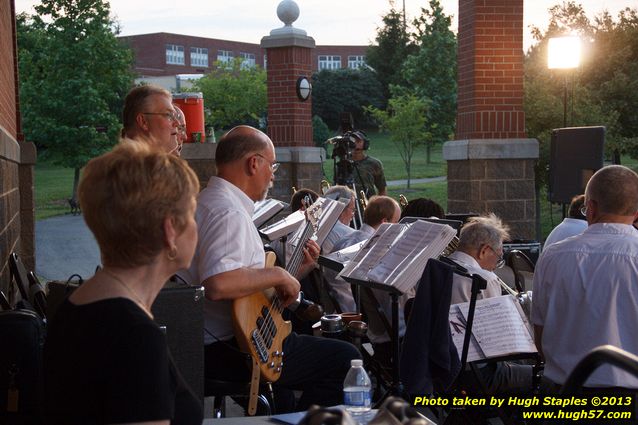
[488,245,505,269]
[142,111,179,122]
[254,153,280,173]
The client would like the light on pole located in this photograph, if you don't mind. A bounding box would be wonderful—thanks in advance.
[548,36,581,128]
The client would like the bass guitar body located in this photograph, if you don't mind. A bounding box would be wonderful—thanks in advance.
[232,252,291,382]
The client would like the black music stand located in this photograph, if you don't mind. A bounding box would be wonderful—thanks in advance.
[342,276,405,401]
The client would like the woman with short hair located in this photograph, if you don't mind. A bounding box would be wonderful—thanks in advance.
[44,143,202,425]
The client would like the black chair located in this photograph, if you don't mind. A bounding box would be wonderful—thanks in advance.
[0,290,10,311]
[9,252,30,303]
[506,249,535,293]
[560,345,638,394]
[27,272,47,321]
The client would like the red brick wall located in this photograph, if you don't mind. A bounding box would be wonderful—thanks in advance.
[265,46,313,147]
[456,0,525,139]
[0,0,21,296]
[120,33,367,75]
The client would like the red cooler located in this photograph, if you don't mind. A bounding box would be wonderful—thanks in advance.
[173,92,205,143]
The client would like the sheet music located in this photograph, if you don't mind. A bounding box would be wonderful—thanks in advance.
[339,223,404,281]
[314,197,346,247]
[366,220,457,293]
[259,210,304,241]
[326,241,367,263]
[449,304,484,362]
[456,295,537,359]
[253,198,287,228]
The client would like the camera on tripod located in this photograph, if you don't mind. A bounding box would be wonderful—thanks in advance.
[327,132,357,161]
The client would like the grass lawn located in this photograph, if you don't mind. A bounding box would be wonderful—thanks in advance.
[34,161,76,220]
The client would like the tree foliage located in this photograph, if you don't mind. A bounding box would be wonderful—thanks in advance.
[311,68,385,130]
[524,2,638,187]
[312,115,331,148]
[365,2,416,101]
[18,0,133,200]
[366,94,430,188]
[191,58,267,130]
[396,0,457,162]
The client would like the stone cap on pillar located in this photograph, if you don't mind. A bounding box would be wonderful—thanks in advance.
[443,139,539,160]
[261,0,315,49]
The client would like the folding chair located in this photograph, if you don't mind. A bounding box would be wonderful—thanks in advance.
[506,249,535,293]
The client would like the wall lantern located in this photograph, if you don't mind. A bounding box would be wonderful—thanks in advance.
[296,76,312,101]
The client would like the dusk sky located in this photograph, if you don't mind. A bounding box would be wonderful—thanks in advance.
[15,0,635,51]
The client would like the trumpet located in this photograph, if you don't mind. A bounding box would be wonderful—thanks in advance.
[399,194,408,209]
[320,180,331,195]
[359,190,368,210]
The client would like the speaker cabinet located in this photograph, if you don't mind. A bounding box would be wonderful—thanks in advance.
[152,284,205,403]
[549,126,605,204]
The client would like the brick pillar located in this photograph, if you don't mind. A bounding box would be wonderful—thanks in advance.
[260,2,324,201]
[444,0,539,239]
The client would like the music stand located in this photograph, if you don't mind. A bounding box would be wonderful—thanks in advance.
[342,276,405,401]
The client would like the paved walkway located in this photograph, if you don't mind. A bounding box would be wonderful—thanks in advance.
[35,176,447,280]
[35,214,100,281]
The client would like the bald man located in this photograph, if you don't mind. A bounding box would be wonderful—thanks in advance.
[179,126,359,411]
[532,165,638,389]
[120,85,181,155]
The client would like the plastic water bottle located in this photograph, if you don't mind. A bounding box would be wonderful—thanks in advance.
[343,359,371,413]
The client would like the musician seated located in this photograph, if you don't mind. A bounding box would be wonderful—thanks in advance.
[44,143,203,424]
[322,186,357,253]
[178,126,359,413]
[447,213,533,394]
[543,194,587,247]
[400,197,445,220]
[329,196,403,368]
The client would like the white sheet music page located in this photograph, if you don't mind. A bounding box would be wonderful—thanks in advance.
[449,304,485,362]
[367,220,456,292]
[253,198,286,228]
[326,240,367,264]
[338,223,404,281]
[456,295,537,359]
[314,197,346,247]
[260,210,304,241]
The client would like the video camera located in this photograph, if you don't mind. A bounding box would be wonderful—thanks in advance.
[326,132,358,161]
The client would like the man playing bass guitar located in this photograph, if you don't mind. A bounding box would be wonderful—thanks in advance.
[179,126,360,413]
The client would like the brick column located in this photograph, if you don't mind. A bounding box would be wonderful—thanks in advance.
[444,0,539,239]
[260,1,324,201]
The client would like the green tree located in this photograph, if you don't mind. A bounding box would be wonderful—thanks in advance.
[18,0,133,202]
[312,115,331,148]
[397,0,457,163]
[365,1,416,101]
[311,68,385,129]
[192,58,267,130]
[366,94,430,188]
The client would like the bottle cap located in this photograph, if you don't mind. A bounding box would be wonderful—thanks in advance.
[351,359,363,367]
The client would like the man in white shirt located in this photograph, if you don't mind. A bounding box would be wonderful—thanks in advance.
[543,194,587,247]
[532,165,638,389]
[179,126,359,411]
[448,214,533,394]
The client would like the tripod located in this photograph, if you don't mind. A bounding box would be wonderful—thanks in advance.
[333,157,366,229]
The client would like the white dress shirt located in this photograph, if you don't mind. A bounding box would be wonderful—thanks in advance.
[544,218,588,248]
[532,223,638,388]
[447,251,503,304]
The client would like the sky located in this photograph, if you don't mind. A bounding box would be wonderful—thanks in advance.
[14,0,635,51]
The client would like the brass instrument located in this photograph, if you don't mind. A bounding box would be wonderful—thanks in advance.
[441,236,459,257]
[320,180,331,195]
[399,194,408,209]
[359,190,368,210]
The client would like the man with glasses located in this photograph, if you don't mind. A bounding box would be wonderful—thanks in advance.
[121,85,181,155]
[178,125,360,412]
[532,165,638,390]
[448,213,533,394]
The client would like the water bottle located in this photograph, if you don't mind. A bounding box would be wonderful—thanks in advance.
[343,359,371,413]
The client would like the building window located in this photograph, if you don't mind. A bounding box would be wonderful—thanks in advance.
[166,44,184,65]
[318,55,342,70]
[217,49,233,66]
[348,55,366,69]
[240,52,256,69]
[190,47,208,67]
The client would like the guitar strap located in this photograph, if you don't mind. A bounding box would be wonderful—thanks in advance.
[247,358,261,415]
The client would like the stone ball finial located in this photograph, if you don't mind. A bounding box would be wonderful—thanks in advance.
[277,0,300,27]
